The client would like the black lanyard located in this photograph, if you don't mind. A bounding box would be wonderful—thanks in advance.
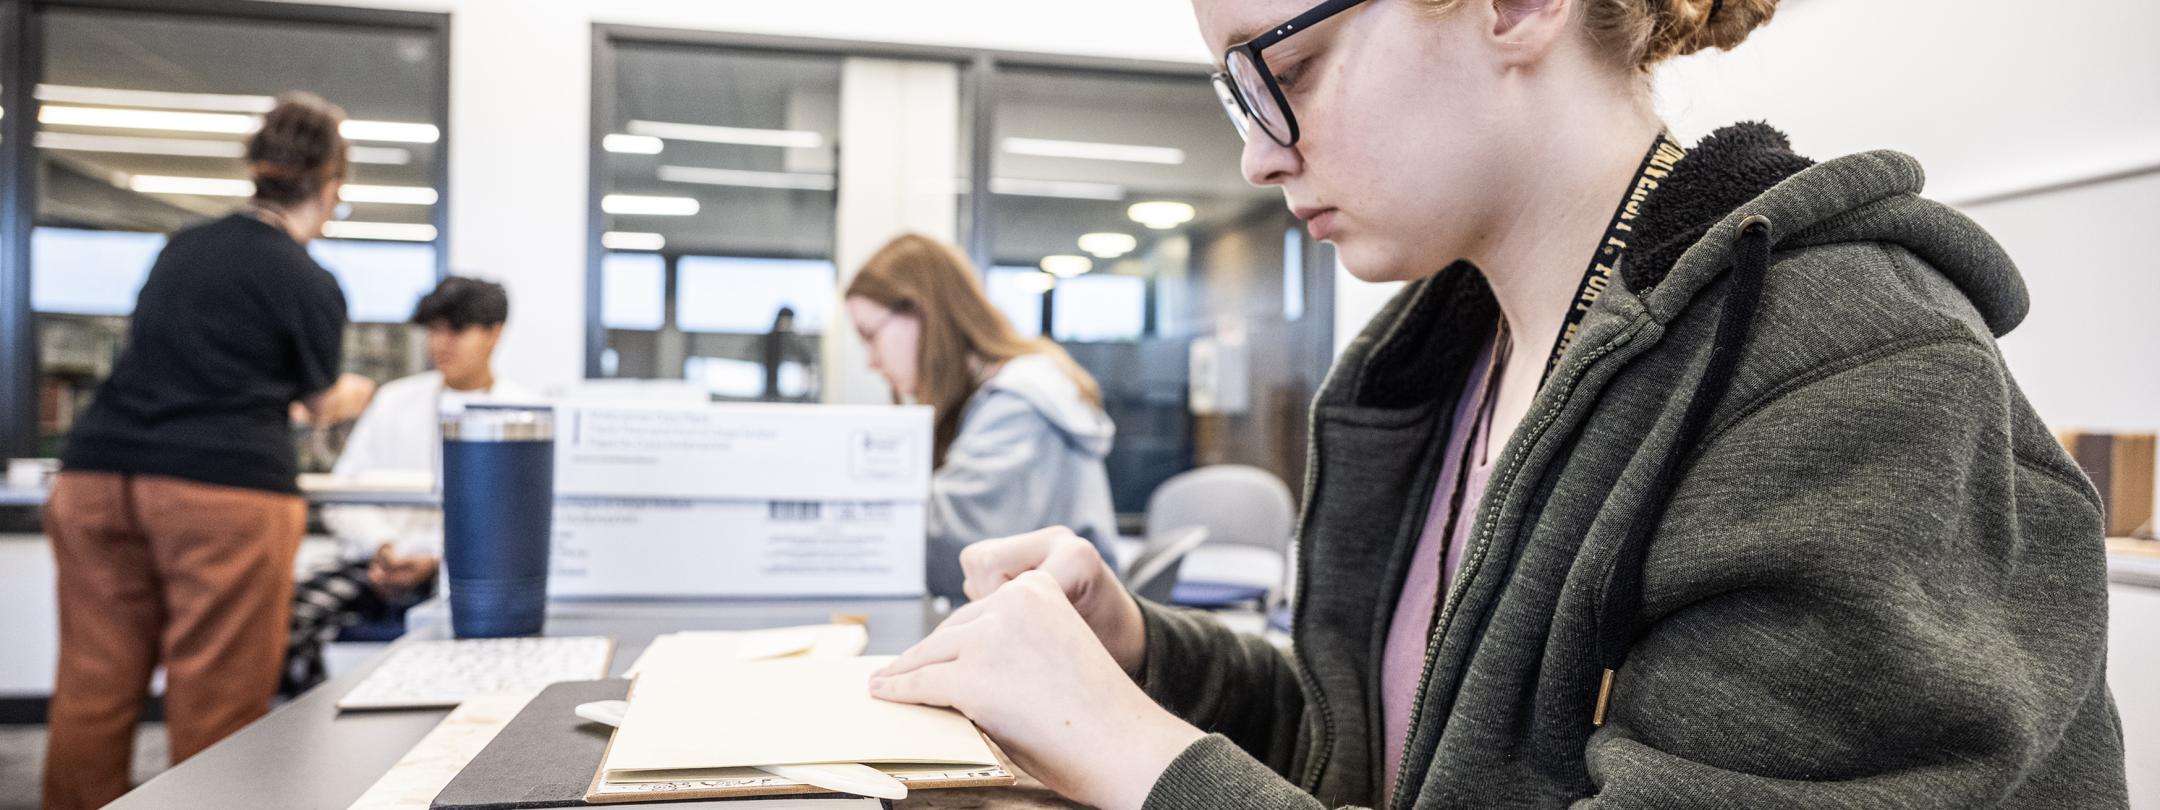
[1539,133,1688,388]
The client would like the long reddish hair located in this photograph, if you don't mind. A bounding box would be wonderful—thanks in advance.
[845,234,1101,467]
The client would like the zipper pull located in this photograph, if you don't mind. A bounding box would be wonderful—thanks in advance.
[1593,668,1615,727]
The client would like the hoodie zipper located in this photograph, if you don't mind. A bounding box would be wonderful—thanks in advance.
[1384,329,1639,810]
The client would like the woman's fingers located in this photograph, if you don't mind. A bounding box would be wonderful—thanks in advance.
[960,527,1069,600]
[868,659,963,709]
[875,616,979,678]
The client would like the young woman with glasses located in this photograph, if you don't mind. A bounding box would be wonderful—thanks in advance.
[871,1,2127,808]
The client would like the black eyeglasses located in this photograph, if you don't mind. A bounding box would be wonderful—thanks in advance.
[1210,0,1372,148]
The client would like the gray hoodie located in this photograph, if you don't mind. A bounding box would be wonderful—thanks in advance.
[1135,125,2127,809]
[926,353,1120,600]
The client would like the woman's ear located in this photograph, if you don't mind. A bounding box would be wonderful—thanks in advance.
[1488,0,1576,67]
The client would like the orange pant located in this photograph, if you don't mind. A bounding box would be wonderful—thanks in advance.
[41,472,304,810]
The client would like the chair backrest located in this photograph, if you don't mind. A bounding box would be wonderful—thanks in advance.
[1123,527,1209,604]
[1144,464,1296,554]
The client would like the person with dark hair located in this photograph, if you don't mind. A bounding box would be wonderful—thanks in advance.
[282,276,535,695]
[41,92,377,809]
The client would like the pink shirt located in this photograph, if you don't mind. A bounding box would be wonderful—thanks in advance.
[1379,334,1502,801]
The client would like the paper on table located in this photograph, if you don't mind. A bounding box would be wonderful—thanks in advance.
[346,690,539,810]
[603,656,997,781]
[624,624,869,677]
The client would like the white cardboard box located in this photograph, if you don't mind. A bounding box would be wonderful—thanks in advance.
[548,402,932,598]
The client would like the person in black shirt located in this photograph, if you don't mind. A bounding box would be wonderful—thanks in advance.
[42,93,376,810]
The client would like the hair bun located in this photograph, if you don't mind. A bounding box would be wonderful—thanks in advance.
[1642,0,1778,64]
[245,92,350,205]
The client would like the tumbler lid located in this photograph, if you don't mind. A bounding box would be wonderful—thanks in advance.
[442,403,554,442]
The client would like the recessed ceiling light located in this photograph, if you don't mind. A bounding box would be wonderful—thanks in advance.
[626,119,824,149]
[1077,232,1138,259]
[1127,201,1196,230]
[321,221,437,242]
[603,134,664,155]
[122,174,439,206]
[987,178,1126,201]
[602,231,667,251]
[657,165,835,191]
[1039,254,1093,278]
[35,84,276,113]
[603,194,700,216]
[1003,137,1186,166]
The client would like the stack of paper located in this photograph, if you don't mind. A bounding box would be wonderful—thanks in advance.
[586,655,1012,802]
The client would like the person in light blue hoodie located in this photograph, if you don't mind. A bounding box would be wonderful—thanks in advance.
[844,234,1121,600]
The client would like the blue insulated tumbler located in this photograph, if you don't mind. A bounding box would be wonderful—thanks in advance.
[440,404,555,638]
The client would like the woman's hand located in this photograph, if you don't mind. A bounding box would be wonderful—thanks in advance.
[366,543,439,598]
[870,570,1204,810]
[958,527,1148,676]
[301,372,376,427]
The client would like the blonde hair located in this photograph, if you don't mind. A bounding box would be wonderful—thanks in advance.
[1448,0,1779,70]
[845,234,1104,468]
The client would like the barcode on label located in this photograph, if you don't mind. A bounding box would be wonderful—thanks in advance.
[768,501,822,522]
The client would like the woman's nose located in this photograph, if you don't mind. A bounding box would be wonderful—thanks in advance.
[1241,129,1301,187]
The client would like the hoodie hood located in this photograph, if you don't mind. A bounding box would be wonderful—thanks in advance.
[976,353,1115,458]
[1635,123,2029,338]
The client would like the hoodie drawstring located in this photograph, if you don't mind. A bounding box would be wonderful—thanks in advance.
[1593,214,1774,726]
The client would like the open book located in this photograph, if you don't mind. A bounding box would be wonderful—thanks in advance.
[586,655,1013,803]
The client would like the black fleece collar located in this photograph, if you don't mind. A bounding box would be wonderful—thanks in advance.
[1626,122,1817,294]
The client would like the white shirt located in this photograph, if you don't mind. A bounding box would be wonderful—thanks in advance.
[321,370,540,560]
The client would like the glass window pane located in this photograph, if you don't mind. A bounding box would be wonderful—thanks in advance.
[1051,274,1146,342]
[987,67,1280,511]
[601,252,665,330]
[308,239,438,323]
[985,265,1046,338]
[29,228,164,316]
[597,43,841,389]
[29,8,445,449]
[675,256,834,334]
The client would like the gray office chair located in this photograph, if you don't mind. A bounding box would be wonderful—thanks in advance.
[1143,464,1296,608]
[1122,526,1210,605]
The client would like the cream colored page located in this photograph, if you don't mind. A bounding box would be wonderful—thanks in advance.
[604,656,995,775]
[625,624,869,677]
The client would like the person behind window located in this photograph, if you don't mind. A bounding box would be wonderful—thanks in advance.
[282,276,536,695]
[862,0,2126,807]
[42,93,376,810]
[843,234,1120,601]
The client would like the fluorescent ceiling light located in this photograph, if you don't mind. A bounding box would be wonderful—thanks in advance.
[36,84,276,113]
[128,174,253,197]
[41,103,438,144]
[988,177,1126,201]
[626,119,824,149]
[603,134,664,155]
[125,174,437,206]
[341,184,438,205]
[657,165,835,191]
[1128,200,1196,230]
[1077,232,1137,259]
[602,231,667,251]
[42,105,256,134]
[1012,272,1058,294]
[1039,254,1093,278]
[603,194,700,216]
[339,120,439,144]
[1003,137,1186,166]
[35,132,410,165]
[321,221,437,242]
